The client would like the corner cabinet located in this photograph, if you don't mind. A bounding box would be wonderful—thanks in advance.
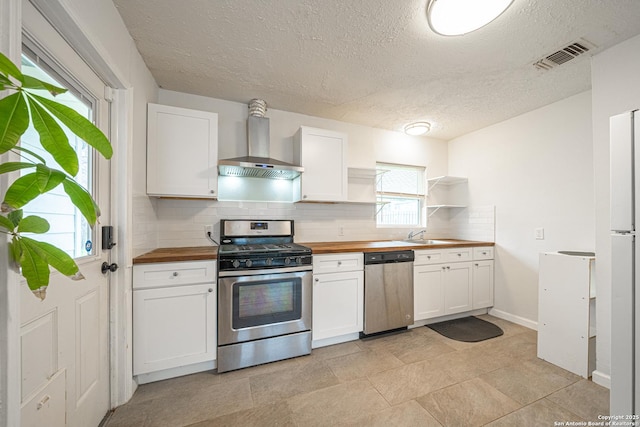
[312,253,364,347]
[293,126,348,202]
[147,103,219,198]
[133,260,217,383]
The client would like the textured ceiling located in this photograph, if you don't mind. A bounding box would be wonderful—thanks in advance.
[112,0,640,140]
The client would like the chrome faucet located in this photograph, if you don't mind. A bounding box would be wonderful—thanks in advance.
[407,229,426,240]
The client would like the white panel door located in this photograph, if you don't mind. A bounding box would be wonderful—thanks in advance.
[312,271,364,341]
[444,262,473,315]
[610,111,634,232]
[472,260,494,309]
[20,3,111,426]
[414,264,445,320]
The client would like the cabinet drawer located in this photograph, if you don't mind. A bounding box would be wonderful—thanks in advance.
[133,260,216,289]
[313,253,363,274]
[445,247,472,262]
[473,247,494,260]
[414,249,446,266]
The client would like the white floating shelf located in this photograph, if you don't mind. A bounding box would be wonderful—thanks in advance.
[427,176,468,186]
[347,167,378,179]
[426,204,467,217]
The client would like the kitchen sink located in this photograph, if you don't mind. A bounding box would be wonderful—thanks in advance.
[401,239,455,245]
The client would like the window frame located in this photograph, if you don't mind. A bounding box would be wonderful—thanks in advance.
[375,162,427,228]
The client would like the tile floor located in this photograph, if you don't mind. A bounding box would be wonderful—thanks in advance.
[103,315,609,426]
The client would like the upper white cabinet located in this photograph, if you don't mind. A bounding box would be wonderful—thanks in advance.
[147,103,218,198]
[293,126,348,202]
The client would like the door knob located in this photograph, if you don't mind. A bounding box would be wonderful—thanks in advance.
[101,262,119,274]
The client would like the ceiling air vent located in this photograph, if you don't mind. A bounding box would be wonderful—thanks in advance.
[534,39,596,71]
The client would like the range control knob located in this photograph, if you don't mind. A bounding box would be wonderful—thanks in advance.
[245,259,253,268]
[232,260,240,268]
[295,257,303,265]
[266,258,273,266]
[284,257,291,265]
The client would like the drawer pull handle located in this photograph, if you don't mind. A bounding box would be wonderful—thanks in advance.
[446,266,450,269]
[337,261,342,266]
[482,251,487,255]
[315,278,319,282]
[208,288,213,293]
[427,255,431,259]
[173,272,178,277]
[475,263,479,267]
[37,395,50,410]
[457,253,461,257]
[442,266,446,270]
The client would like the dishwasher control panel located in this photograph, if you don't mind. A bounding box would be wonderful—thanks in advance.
[364,250,415,264]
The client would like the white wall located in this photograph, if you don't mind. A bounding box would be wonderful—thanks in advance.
[448,91,595,327]
[591,33,640,388]
[143,89,450,246]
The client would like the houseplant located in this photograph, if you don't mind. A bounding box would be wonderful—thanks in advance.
[0,52,113,299]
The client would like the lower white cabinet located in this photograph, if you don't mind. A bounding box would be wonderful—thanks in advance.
[133,261,216,379]
[312,253,364,346]
[414,246,493,321]
[473,260,494,309]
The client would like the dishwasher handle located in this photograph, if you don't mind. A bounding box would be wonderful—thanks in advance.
[364,250,415,265]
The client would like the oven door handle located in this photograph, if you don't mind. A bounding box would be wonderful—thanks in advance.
[218,265,312,277]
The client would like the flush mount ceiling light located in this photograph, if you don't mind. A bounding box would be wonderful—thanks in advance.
[427,0,514,36]
[404,122,431,136]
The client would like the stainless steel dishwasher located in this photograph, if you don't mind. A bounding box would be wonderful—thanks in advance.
[362,250,415,336]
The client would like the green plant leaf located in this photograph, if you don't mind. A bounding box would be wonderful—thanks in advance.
[13,145,47,164]
[21,236,79,276]
[0,215,15,231]
[0,162,36,175]
[28,93,113,159]
[35,164,66,193]
[0,92,29,154]
[22,75,67,96]
[0,74,12,86]
[27,97,78,175]
[0,52,24,82]
[3,173,41,209]
[62,178,98,225]
[17,215,50,234]
[8,239,21,265]
[17,237,50,293]
[8,209,23,227]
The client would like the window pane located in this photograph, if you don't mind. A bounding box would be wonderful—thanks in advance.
[20,54,94,259]
[376,163,426,227]
[377,164,424,195]
[377,196,421,226]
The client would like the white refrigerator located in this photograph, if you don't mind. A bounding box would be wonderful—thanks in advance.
[611,109,640,416]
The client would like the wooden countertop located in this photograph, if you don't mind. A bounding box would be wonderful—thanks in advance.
[300,239,494,254]
[133,246,218,264]
[132,239,494,263]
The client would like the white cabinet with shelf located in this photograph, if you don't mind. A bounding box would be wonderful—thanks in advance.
[312,253,364,347]
[293,126,348,202]
[147,103,218,198]
[426,175,468,215]
[414,246,493,321]
[538,252,596,378]
[133,260,217,383]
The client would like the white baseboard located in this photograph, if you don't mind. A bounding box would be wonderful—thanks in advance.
[488,308,538,331]
[591,370,611,389]
[312,333,360,349]
[135,360,216,385]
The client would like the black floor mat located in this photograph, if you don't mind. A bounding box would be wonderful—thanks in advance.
[427,316,504,342]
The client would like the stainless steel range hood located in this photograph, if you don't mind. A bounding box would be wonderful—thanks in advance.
[218,100,303,180]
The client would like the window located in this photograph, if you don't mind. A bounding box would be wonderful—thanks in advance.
[376,163,426,227]
[20,47,96,259]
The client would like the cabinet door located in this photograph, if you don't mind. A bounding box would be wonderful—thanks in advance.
[312,271,363,341]
[147,103,218,198]
[133,283,216,375]
[294,126,348,202]
[414,264,445,320]
[472,260,494,309]
[444,262,473,315]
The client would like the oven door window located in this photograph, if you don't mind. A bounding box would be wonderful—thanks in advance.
[233,277,302,329]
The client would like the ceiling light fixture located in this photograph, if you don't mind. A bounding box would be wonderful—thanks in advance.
[427,0,514,36]
[404,122,431,136]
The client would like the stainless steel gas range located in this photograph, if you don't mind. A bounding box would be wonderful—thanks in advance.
[216,219,312,373]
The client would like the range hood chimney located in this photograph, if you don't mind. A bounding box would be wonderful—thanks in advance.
[218,99,304,180]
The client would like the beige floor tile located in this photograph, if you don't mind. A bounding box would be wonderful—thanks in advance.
[475,330,537,360]
[143,378,253,427]
[368,359,457,405]
[302,341,363,362]
[486,397,584,426]
[185,401,295,427]
[480,358,575,404]
[360,329,457,364]
[127,371,219,405]
[104,398,153,427]
[287,379,390,426]
[347,400,443,427]
[417,378,521,427]
[428,345,514,383]
[476,314,532,337]
[520,355,583,382]
[249,360,339,405]
[547,379,611,421]
[325,348,404,382]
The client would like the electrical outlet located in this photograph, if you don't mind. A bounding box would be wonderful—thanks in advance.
[338,226,344,236]
[535,227,544,240]
[205,225,214,238]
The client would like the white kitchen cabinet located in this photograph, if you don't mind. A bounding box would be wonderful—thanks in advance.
[293,126,348,202]
[414,246,491,321]
[312,253,364,347]
[133,261,216,382]
[147,103,218,198]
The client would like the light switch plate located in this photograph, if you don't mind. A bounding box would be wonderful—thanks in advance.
[535,227,545,240]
